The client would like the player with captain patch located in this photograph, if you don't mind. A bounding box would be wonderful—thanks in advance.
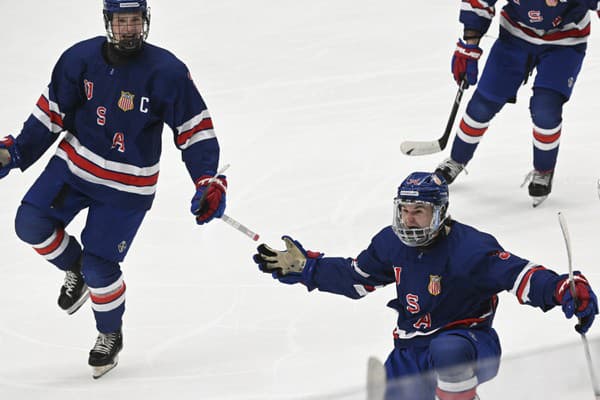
[0,0,227,378]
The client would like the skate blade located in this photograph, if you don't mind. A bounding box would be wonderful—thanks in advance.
[92,356,118,379]
[66,288,90,315]
[532,195,548,208]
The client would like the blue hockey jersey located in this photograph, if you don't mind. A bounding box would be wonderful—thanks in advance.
[461,0,600,46]
[303,220,562,348]
[15,37,219,209]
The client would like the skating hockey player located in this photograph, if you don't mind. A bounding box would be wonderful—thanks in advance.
[435,0,600,207]
[254,172,598,400]
[0,0,226,378]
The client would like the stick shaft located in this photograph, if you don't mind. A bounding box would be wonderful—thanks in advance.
[558,212,600,398]
[400,78,467,156]
[221,214,259,241]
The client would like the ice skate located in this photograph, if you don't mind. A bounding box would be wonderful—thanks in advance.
[521,169,554,207]
[435,158,466,184]
[58,264,89,315]
[89,329,123,379]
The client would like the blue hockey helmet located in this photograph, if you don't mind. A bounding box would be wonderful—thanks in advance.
[103,0,150,52]
[392,172,449,247]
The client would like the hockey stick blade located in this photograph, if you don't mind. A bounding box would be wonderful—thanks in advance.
[400,79,467,157]
[400,140,443,156]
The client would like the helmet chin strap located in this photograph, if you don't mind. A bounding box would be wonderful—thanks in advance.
[114,37,143,53]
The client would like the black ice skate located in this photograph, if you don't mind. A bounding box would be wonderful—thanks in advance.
[57,263,89,315]
[434,158,466,184]
[521,169,554,207]
[89,329,123,379]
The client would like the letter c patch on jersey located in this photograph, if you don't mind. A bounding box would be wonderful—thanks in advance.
[112,132,125,153]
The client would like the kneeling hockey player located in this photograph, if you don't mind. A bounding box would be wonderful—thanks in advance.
[254,172,597,400]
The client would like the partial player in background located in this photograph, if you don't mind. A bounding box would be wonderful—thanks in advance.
[0,0,227,378]
[435,0,600,207]
[254,172,597,400]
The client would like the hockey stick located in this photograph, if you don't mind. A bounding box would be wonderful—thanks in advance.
[400,78,467,156]
[557,212,600,399]
[366,356,386,400]
[196,164,260,241]
[221,214,259,241]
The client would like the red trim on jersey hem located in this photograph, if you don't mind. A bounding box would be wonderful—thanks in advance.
[58,140,159,187]
[502,10,590,41]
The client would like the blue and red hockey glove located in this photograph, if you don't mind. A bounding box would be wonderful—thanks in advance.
[451,39,483,87]
[0,135,21,179]
[190,174,227,225]
[555,273,598,334]
[253,235,321,288]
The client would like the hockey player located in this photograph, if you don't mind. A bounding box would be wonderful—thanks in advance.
[435,0,600,206]
[0,0,227,378]
[253,172,598,400]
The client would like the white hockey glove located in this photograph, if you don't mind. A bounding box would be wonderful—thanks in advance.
[253,236,322,285]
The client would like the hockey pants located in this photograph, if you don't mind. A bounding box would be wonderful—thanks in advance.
[14,165,146,333]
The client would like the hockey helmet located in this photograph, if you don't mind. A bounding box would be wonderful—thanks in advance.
[103,0,150,52]
[392,172,449,247]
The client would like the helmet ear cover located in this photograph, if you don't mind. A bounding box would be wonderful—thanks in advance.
[392,172,449,247]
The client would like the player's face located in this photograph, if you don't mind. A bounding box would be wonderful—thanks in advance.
[400,203,433,229]
[111,11,144,40]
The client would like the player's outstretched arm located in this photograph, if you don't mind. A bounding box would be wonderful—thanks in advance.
[555,273,599,334]
[253,236,322,286]
[0,135,21,179]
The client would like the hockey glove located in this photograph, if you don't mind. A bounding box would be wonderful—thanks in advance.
[191,175,227,225]
[0,135,21,179]
[555,273,598,334]
[451,39,483,87]
[253,235,322,286]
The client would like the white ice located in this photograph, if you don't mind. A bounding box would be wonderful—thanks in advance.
[1,1,599,399]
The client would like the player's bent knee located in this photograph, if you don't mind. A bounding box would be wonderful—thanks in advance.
[430,334,477,373]
[14,203,56,245]
[465,90,504,122]
[81,251,122,288]
[529,88,565,128]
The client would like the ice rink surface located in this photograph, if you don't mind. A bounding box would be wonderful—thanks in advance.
[1,1,599,399]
